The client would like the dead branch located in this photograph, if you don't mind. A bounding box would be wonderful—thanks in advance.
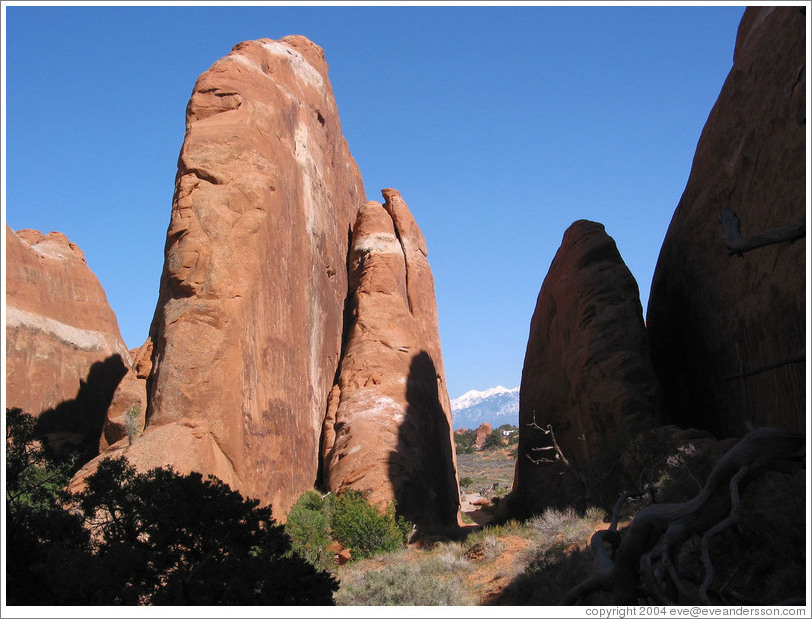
[723,348,805,380]
[525,418,587,488]
[721,208,805,256]
[560,427,805,605]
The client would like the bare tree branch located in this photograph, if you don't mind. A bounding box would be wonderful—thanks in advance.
[723,348,805,380]
[721,208,805,257]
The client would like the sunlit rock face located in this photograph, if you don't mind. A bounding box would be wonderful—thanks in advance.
[474,422,493,449]
[646,6,806,437]
[322,190,461,533]
[5,225,130,455]
[509,220,659,516]
[82,36,366,517]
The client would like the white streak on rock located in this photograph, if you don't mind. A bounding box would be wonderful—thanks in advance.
[354,232,403,256]
[260,40,324,90]
[6,305,129,359]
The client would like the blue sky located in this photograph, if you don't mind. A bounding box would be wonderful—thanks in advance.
[2,2,747,400]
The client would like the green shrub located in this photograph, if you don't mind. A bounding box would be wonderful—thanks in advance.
[459,476,474,488]
[481,430,505,450]
[331,489,410,560]
[285,490,335,570]
[454,431,476,454]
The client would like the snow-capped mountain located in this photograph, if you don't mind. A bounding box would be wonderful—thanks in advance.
[450,386,520,431]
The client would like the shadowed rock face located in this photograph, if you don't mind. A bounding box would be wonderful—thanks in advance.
[5,226,130,455]
[83,36,365,517]
[510,220,659,516]
[322,190,461,533]
[646,6,806,437]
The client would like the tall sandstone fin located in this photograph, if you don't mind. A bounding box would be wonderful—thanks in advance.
[323,190,462,533]
[73,36,365,516]
[508,220,659,517]
[646,6,806,437]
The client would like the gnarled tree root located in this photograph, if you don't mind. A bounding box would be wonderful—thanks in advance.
[560,427,805,605]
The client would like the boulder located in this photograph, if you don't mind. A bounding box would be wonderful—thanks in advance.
[85,36,365,518]
[509,220,659,515]
[5,226,130,455]
[322,190,461,533]
[646,6,806,437]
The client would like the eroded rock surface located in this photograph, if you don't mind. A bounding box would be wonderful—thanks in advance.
[647,6,806,437]
[5,226,130,455]
[509,220,659,515]
[322,190,461,533]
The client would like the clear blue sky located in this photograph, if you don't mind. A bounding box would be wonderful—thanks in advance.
[2,2,746,400]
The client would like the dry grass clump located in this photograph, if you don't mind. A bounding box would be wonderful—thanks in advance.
[333,500,612,605]
[528,505,606,542]
[335,549,476,606]
[528,507,607,544]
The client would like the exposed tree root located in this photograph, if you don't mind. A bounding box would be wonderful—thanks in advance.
[560,428,805,605]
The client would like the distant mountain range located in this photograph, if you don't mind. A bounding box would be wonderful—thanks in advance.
[450,386,520,431]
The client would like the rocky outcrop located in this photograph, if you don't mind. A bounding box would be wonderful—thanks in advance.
[5,226,130,455]
[474,422,493,449]
[647,6,806,437]
[68,417,241,497]
[509,221,659,516]
[84,36,365,517]
[322,190,461,533]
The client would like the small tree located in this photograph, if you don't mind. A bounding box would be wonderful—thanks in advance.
[4,408,339,606]
[454,430,476,454]
[5,408,93,604]
[285,490,336,570]
[124,405,140,446]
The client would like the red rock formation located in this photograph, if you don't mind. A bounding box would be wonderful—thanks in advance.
[99,339,152,451]
[509,220,659,515]
[647,6,806,437]
[322,190,461,533]
[83,36,365,517]
[5,226,130,454]
[474,422,493,449]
